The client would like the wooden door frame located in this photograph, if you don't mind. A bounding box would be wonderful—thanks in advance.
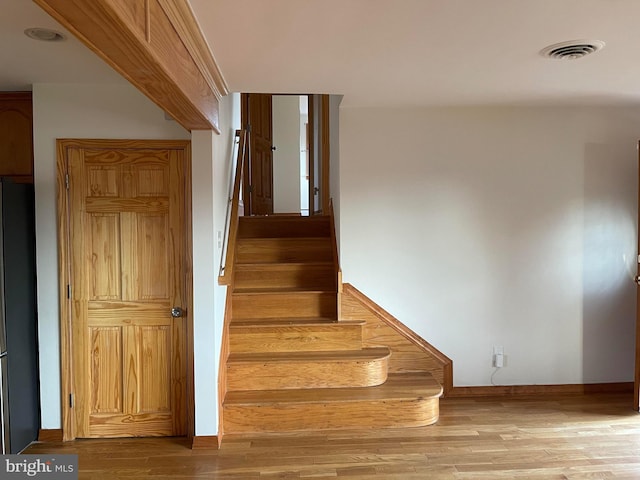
[242,93,331,216]
[56,138,194,440]
[320,94,331,214]
[636,287,639,410]
[308,95,315,215]
[636,142,640,411]
[308,94,331,215]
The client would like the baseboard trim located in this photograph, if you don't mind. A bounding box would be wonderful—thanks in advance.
[191,435,219,450]
[448,382,634,398]
[38,429,63,442]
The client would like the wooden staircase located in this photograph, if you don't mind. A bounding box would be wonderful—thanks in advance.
[222,215,443,434]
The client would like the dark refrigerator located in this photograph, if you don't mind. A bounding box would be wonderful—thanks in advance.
[0,178,40,453]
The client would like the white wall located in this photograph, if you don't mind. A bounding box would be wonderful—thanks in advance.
[340,106,638,386]
[191,93,240,435]
[212,93,240,433]
[272,96,301,213]
[190,130,216,435]
[33,83,189,429]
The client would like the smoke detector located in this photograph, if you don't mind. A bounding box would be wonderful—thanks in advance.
[540,40,605,60]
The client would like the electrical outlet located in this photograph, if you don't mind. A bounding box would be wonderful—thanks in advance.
[492,346,505,368]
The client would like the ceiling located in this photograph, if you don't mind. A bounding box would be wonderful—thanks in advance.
[190,0,640,107]
[0,0,123,91]
[5,0,640,109]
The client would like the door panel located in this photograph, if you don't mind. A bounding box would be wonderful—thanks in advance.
[246,94,274,215]
[90,327,122,414]
[64,140,188,437]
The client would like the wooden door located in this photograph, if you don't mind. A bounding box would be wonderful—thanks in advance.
[61,139,189,438]
[244,94,274,215]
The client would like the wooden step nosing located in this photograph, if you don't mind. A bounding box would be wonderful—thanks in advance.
[232,289,337,295]
[229,319,365,329]
[223,384,442,407]
[223,374,444,406]
[227,348,391,364]
[235,262,335,268]
[237,236,331,242]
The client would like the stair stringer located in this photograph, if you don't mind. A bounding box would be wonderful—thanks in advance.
[340,283,453,396]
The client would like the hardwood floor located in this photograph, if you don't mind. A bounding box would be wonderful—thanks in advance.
[25,393,640,479]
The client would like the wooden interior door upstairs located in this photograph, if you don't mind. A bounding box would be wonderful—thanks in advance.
[62,139,189,438]
[245,94,274,215]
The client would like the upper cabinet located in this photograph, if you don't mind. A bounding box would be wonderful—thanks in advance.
[0,92,33,183]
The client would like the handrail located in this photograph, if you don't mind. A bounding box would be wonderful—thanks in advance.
[218,129,247,285]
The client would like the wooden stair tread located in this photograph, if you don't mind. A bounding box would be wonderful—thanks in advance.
[234,262,337,291]
[236,261,334,268]
[229,318,360,327]
[224,372,442,406]
[233,287,336,294]
[238,236,330,241]
[232,290,337,319]
[238,216,331,238]
[236,237,332,264]
[228,347,390,364]
[236,239,331,250]
[228,319,364,353]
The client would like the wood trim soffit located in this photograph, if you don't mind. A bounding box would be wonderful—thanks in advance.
[157,0,229,99]
[34,0,222,133]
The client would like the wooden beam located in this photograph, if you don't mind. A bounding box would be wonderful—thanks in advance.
[34,0,227,132]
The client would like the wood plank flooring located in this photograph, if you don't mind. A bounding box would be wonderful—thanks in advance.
[25,393,640,479]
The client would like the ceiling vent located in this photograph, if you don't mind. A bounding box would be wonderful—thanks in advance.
[540,40,605,60]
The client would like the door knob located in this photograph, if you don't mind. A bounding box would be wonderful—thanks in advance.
[171,307,184,318]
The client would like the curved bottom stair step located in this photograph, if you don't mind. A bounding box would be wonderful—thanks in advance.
[227,347,390,390]
[223,372,443,434]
